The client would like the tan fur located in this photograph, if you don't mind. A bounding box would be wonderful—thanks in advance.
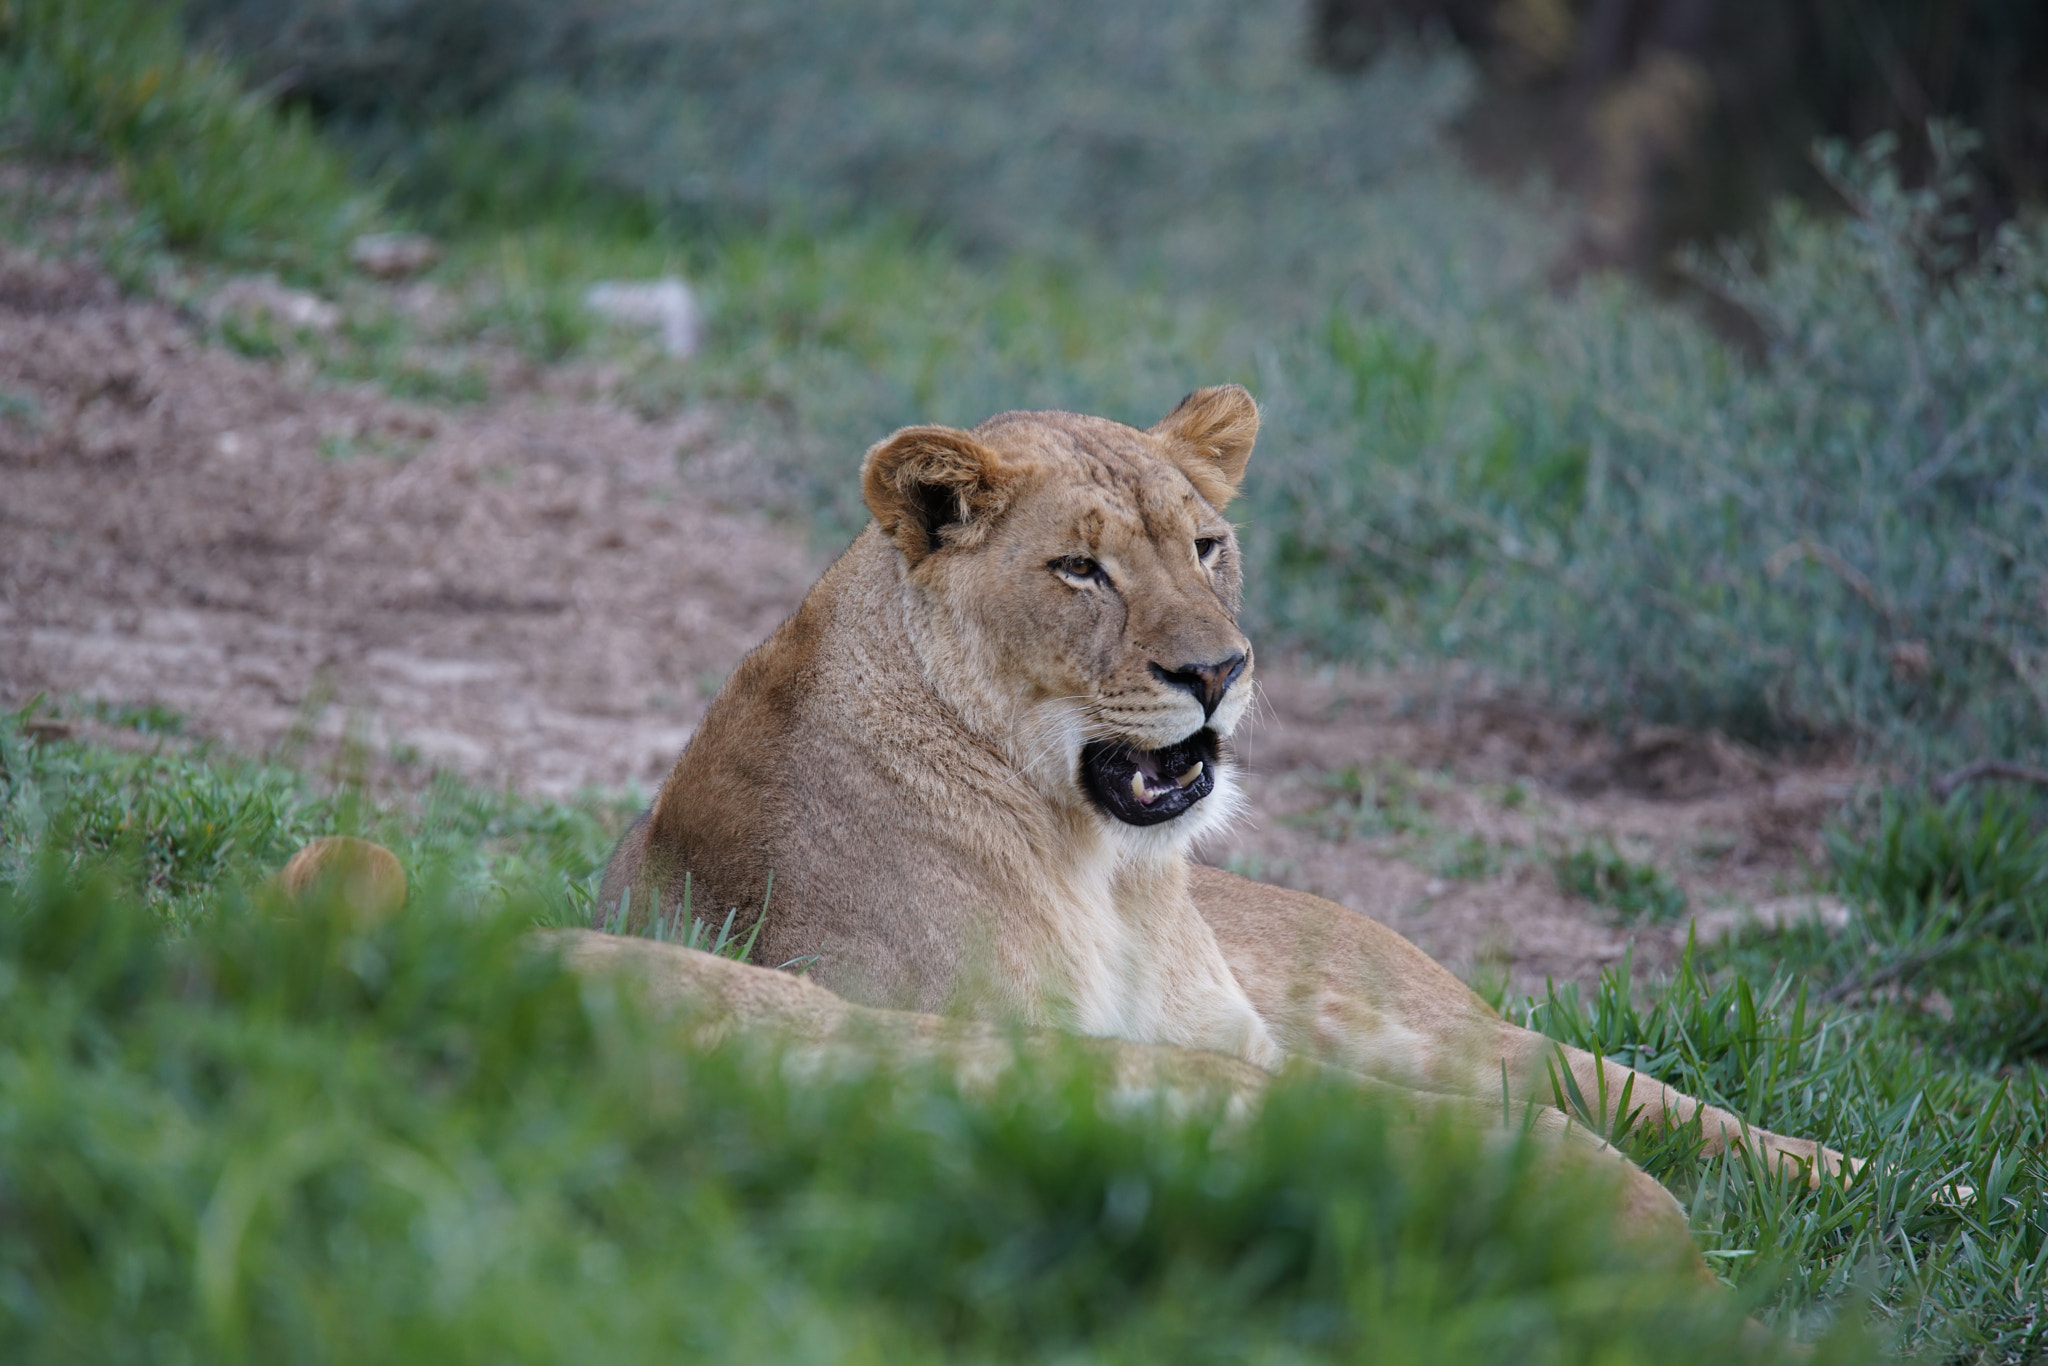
[275,835,408,923]
[602,384,1851,1208]
[1195,866,1849,1179]
[607,387,1276,1065]
[549,927,1711,1272]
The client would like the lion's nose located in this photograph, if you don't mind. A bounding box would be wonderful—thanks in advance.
[1150,652,1247,720]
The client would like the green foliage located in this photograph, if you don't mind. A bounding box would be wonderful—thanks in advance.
[1244,130,2048,768]
[1552,841,1690,924]
[1314,150,2048,764]
[21,0,2047,771]
[1812,786,2048,1064]
[1515,947,2048,1358]
[0,865,1836,1365]
[83,699,189,737]
[0,0,374,278]
[12,9,2048,1358]
[185,0,1475,305]
[0,707,332,922]
[0,702,630,927]
[1832,788,2048,924]
[1712,781,2048,1065]
[5,723,2045,1360]
[1294,763,1433,842]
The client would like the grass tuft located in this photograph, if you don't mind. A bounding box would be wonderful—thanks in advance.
[0,0,375,280]
[0,701,631,929]
[1513,944,2048,1356]
[1552,841,1690,924]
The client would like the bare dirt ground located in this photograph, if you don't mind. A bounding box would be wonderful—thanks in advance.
[1216,673,1858,990]
[0,162,1860,992]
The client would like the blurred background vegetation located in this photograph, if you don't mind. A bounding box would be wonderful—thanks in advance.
[90,0,2032,775]
[1316,0,2048,276]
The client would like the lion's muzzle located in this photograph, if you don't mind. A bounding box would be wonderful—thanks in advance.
[1148,652,1247,722]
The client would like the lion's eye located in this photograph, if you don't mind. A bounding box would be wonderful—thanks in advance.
[1195,538,1222,564]
[1051,555,1103,584]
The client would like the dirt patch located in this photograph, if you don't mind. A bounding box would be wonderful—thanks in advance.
[1205,669,1862,993]
[0,238,822,796]
[0,165,1863,990]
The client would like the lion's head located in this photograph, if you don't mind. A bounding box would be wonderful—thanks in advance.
[860,385,1259,839]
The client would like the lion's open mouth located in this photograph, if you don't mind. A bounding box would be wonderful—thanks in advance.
[1079,731,1219,827]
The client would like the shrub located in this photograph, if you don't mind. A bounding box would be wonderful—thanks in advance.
[183,0,1474,304]
[1243,130,2048,768]
[0,0,373,277]
[1820,784,2048,1063]
[1551,841,1689,923]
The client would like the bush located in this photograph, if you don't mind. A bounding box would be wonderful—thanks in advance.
[1243,130,2048,768]
[0,703,630,927]
[1818,784,2048,1062]
[183,0,1475,303]
[1551,841,1689,924]
[0,0,373,277]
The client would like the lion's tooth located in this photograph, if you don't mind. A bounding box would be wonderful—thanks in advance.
[1131,771,1151,803]
[1174,761,1204,788]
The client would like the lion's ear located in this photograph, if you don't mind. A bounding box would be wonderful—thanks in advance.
[862,425,1014,566]
[1151,384,1259,508]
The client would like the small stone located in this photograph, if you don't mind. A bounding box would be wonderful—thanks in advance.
[585,277,702,358]
[208,276,339,332]
[350,231,441,280]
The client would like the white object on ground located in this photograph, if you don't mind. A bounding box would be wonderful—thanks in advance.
[207,276,339,332]
[584,278,702,358]
[1690,894,1853,945]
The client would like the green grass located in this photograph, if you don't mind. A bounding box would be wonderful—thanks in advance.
[7,709,2048,1361]
[1716,785,2048,1067]
[1552,841,1691,924]
[4,859,1857,1366]
[0,0,373,280]
[1506,949,2048,1359]
[0,699,632,930]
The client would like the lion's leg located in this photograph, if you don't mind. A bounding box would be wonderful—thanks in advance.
[1192,865,1855,1186]
[1496,1027,1857,1185]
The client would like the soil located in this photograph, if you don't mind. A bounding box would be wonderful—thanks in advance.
[0,161,1862,993]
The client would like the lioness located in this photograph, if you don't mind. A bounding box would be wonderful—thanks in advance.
[602,385,1848,1189]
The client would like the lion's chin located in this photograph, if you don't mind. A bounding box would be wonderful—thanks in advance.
[1078,731,1219,827]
